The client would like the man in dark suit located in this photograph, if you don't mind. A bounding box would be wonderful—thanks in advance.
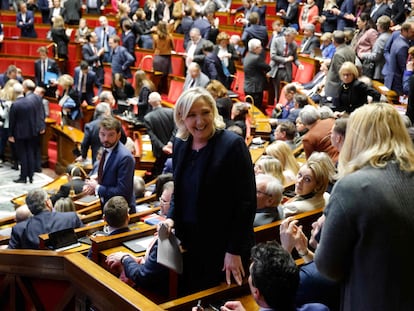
[34,46,61,98]
[108,35,136,79]
[144,92,175,176]
[201,41,227,86]
[50,164,86,205]
[369,0,391,23]
[8,188,83,249]
[94,16,117,63]
[9,80,45,184]
[105,196,170,295]
[73,61,100,106]
[49,0,66,24]
[81,0,106,14]
[177,8,194,49]
[0,65,23,88]
[16,2,37,38]
[243,39,270,112]
[83,116,136,213]
[78,98,127,164]
[82,31,105,92]
[299,23,320,56]
[241,12,268,57]
[121,19,137,62]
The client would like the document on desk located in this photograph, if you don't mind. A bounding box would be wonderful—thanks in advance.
[157,223,183,274]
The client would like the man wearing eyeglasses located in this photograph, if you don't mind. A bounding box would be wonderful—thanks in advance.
[254,174,284,227]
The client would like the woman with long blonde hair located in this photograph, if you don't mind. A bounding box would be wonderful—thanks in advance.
[266,140,300,183]
[315,103,414,311]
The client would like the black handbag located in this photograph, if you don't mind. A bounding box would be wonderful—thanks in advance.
[361,58,375,78]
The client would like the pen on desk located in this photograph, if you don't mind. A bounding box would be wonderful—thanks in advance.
[196,299,202,311]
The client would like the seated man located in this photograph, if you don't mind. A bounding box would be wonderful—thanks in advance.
[105,184,175,295]
[183,62,210,91]
[50,164,86,206]
[8,188,83,249]
[254,174,283,227]
[205,240,329,311]
[273,120,298,150]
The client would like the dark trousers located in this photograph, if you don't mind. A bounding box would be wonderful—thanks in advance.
[15,137,37,180]
[245,92,264,112]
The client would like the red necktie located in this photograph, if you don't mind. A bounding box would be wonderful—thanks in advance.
[284,43,289,57]
[97,150,108,184]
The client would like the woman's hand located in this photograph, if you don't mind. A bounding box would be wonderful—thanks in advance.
[223,253,244,285]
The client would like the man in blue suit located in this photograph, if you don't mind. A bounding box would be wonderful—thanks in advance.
[383,21,414,95]
[83,116,136,213]
[9,80,45,184]
[73,61,100,106]
[108,35,136,79]
[16,2,37,38]
[8,188,83,249]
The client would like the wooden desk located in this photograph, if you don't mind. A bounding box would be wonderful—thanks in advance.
[51,124,84,174]
[249,142,269,164]
[0,250,164,310]
[11,175,69,206]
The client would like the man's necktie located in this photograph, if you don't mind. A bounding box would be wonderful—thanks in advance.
[42,60,46,82]
[97,150,108,184]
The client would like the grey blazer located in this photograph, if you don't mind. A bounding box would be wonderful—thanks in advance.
[268,36,300,80]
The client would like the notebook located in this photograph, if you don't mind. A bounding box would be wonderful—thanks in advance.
[48,228,81,252]
[122,235,154,253]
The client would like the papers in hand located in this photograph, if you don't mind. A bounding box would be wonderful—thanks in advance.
[157,223,183,274]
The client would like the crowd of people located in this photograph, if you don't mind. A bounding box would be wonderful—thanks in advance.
[1,0,414,310]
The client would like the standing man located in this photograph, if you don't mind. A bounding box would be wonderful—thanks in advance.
[383,21,414,96]
[9,81,45,183]
[16,2,37,38]
[109,35,136,79]
[73,60,100,106]
[144,92,175,176]
[243,38,271,113]
[77,98,127,164]
[324,30,355,108]
[83,116,136,213]
[82,31,105,92]
[34,46,61,98]
[184,28,208,69]
[268,27,302,105]
[94,16,117,63]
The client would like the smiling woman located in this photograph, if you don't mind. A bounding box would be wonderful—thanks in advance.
[163,87,257,293]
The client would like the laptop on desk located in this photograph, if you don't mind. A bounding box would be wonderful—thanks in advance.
[48,228,81,252]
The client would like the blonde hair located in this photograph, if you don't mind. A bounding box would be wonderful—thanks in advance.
[174,87,226,140]
[255,156,285,185]
[266,141,300,176]
[0,79,19,101]
[307,152,336,195]
[54,197,75,212]
[52,15,65,28]
[339,61,359,79]
[57,74,74,88]
[338,103,414,178]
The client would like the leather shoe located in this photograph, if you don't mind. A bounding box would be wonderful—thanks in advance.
[13,178,26,183]
[12,163,18,170]
[29,178,33,183]
[34,168,42,173]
